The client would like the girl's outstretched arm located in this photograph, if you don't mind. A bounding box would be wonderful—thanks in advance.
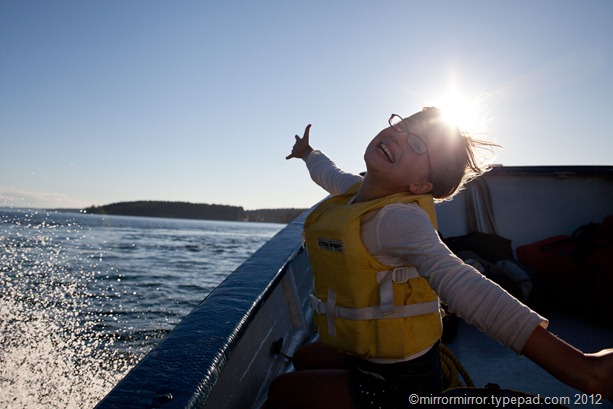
[286,124,313,161]
[521,324,613,400]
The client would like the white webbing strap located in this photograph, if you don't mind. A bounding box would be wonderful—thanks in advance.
[375,267,420,315]
[309,267,434,331]
[310,296,439,320]
[310,294,439,321]
[326,288,337,336]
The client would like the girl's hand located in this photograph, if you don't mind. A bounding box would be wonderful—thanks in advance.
[286,124,313,160]
[522,325,613,400]
[586,347,613,400]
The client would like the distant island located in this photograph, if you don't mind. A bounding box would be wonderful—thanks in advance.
[83,201,308,224]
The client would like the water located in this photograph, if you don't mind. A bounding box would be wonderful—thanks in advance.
[0,208,283,408]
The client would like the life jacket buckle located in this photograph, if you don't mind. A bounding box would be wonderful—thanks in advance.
[391,267,411,283]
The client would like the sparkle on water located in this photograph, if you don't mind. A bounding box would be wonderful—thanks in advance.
[2,210,145,408]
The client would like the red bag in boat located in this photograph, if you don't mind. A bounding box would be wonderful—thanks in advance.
[516,215,613,326]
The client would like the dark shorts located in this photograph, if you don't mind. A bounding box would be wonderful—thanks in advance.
[349,344,442,409]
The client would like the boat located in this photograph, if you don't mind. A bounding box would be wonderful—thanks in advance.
[95,165,613,409]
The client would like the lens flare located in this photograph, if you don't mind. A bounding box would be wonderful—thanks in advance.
[426,91,496,134]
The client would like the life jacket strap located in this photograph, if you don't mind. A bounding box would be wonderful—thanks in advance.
[376,267,419,315]
[326,288,337,336]
[309,295,440,321]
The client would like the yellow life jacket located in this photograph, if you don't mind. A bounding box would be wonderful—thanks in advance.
[304,183,443,360]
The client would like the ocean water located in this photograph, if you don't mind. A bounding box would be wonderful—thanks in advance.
[0,208,283,408]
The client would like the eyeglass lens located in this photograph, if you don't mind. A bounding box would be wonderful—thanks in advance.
[389,114,427,155]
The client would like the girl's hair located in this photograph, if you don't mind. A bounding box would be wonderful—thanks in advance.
[412,107,499,201]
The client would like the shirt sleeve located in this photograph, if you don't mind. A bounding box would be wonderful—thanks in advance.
[361,203,548,355]
[305,150,362,196]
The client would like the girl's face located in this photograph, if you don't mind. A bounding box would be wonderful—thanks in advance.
[363,115,433,195]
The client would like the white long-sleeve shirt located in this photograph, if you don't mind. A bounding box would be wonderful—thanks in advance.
[306,150,547,355]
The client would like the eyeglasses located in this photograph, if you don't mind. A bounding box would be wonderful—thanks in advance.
[388,114,433,181]
[388,114,429,155]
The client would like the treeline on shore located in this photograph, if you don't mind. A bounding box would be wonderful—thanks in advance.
[83,201,308,224]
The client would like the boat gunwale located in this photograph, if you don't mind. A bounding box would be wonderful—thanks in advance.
[487,165,613,176]
[95,211,311,409]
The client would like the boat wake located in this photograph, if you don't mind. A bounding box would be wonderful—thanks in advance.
[0,210,133,408]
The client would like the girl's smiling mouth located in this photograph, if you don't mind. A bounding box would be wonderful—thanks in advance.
[379,143,395,163]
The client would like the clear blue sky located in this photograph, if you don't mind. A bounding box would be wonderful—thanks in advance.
[1,1,612,210]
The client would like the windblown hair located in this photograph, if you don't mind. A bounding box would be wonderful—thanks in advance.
[412,107,499,201]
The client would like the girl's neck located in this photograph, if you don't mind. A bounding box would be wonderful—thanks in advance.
[355,174,406,203]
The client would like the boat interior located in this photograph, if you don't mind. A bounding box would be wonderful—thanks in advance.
[96,166,613,409]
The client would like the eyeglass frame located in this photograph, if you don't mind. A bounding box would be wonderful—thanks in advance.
[388,114,433,182]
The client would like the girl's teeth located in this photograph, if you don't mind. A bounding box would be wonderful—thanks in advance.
[380,143,394,163]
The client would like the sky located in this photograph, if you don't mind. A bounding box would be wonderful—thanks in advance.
[1,1,612,210]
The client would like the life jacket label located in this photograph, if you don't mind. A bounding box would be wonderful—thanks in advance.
[317,237,344,253]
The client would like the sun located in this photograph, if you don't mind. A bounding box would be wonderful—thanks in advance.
[426,91,494,134]
[440,96,478,130]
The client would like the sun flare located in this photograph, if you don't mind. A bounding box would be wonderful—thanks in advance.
[426,91,494,134]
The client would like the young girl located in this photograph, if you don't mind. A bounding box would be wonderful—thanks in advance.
[267,107,613,409]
